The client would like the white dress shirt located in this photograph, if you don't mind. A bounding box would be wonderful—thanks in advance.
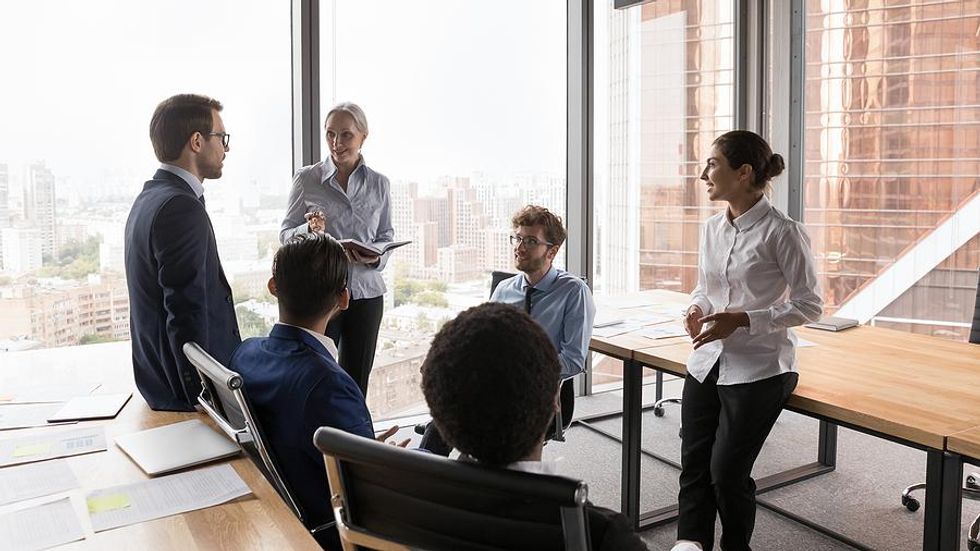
[278,321,339,360]
[159,163,204,198]
[687,195,823,385]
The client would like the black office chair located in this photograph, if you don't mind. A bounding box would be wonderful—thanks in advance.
[314,425,591,551]
[183,342,334,538]
[899,269,980,551]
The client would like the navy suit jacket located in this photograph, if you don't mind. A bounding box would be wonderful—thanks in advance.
[124,169,240,411]
[231,324,375,531]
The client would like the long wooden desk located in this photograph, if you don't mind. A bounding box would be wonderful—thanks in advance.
[589,291,980,551]
[0,342,319,550]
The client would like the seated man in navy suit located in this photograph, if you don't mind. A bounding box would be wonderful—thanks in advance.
[125,94,240,411]
[231,233,404,548]
[421,303,646,551]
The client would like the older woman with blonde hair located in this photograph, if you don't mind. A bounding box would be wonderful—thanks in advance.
[280,102,394,398]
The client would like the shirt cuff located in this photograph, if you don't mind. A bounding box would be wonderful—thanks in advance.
[746,308,772,336]
[690,297,712,317]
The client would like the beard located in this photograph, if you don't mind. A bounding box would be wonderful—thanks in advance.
[515,254,548,274]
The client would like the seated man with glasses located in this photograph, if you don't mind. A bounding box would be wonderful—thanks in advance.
[420,204,595,455]
[230,234,405,549]
[422,303,645,550]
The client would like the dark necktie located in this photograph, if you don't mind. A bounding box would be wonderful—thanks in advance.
[199,194,206,206]
[524,287,536,314]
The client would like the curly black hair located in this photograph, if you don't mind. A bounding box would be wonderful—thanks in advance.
[421,302,560,466]
[272,233,349,321]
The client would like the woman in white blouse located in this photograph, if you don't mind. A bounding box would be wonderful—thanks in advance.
[279,102,394,398]
[672,131,823,551]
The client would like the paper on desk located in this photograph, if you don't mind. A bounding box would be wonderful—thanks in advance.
[0,459,79,506]
[0,497,85,551]
[621,311,675,325]
[0,403,76,431]
[0,427,107,467]
[593,323,645,338]
[0,382,100,404]
[86,463,252,532]
[638,325,689,340]
[796,337,817,348]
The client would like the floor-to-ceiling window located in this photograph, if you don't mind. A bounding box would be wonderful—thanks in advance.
[0,1,291,351]
[316,0,568,418]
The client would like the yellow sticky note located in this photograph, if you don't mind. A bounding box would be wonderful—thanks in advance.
[12,442,50,457]
[87,493,131,514]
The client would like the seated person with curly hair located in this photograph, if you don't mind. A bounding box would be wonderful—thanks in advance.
[421,302,647,551]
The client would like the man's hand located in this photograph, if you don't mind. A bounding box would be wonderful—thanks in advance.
[683,306,704,338]
[305,209,326,234]
[375,425,410,448]
[692,312,749,350]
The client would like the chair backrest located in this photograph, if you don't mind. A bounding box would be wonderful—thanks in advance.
[490,270,517,299]
[970,268,980,345]
[182,342,305,523]
[314,426,591,551]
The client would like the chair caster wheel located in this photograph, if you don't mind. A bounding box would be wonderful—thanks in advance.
[654,406,665,417]
[968,541,979,551]
[901,495,920,512]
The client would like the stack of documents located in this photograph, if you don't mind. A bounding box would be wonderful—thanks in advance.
[804,316,859,331]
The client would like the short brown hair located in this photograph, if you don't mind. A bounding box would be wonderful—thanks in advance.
[511,205,566,248]
[149,94,223,163]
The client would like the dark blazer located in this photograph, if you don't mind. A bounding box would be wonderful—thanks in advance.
[231,323,375,533]
[124,168,240,411]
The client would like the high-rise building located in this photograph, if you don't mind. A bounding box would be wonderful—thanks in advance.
[26,161,57,260]
[0,163,9,271]
[1,227,43,274]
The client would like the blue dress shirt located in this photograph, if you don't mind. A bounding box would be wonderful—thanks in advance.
[280,156,395,300]
[491,266,596,379]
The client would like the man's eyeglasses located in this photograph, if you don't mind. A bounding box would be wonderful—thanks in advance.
[510,235,554,248]
[206,132,231,148]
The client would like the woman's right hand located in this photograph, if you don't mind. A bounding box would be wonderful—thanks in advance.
[304,210,326,234]
[683,305,704,338]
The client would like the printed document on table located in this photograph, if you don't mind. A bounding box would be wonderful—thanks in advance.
[86,463,252,532]
[0,427,107,467]
[0,459,79,506]
[0,383,100,404]
[0,497,85,551]
[638,325,689,340]
[593,323,645,338]
[0,403,74,431]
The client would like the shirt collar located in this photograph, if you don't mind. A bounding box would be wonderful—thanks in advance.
[277,321,339,360]
[320,155,366,183]
[520,265,559,292]
[159,163,204,199]
[729,194,771,231]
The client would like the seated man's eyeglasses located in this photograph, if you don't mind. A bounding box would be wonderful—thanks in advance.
[510,235,554,248]
[206,131,231,148]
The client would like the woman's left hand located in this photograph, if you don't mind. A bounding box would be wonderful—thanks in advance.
[692,312,750,349]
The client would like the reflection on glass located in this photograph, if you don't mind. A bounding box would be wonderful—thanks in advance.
[804,0,979,341]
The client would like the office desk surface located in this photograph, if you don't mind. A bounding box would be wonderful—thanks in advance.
[948,426,980,462]
[633,325,980,449]
[591,289,688,359]
[0,342,319,550]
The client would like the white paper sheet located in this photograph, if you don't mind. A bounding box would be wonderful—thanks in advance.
[796,338,818,348]
[86,463,252,532]
[47,393,132,422]
[0,427,107,467]
[0,404,75,431]
[0,459,79,506]
[638,325,689,340]
[0,497,85,551]
[592,323,645,338]
[0,383,100,404]
[621,311,676,325]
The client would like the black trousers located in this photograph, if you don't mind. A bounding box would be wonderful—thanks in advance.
[325,296,383,398]
[677,363,798,551]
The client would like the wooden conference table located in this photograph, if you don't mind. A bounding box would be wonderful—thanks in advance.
[588,290,980,551]
[0,342,319,550]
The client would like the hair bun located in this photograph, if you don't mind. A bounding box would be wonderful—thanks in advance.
[767,153,786,179]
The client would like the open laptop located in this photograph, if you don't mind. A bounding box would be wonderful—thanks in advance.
[115,419,241,476]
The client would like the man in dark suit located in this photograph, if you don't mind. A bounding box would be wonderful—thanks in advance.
[125,94,240,411]
[231,233,404,547]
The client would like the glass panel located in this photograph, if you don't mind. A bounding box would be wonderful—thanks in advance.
[318,1,567,418]
[803,0,979,341]
[591,0,736,392]
[0,2,290,351]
